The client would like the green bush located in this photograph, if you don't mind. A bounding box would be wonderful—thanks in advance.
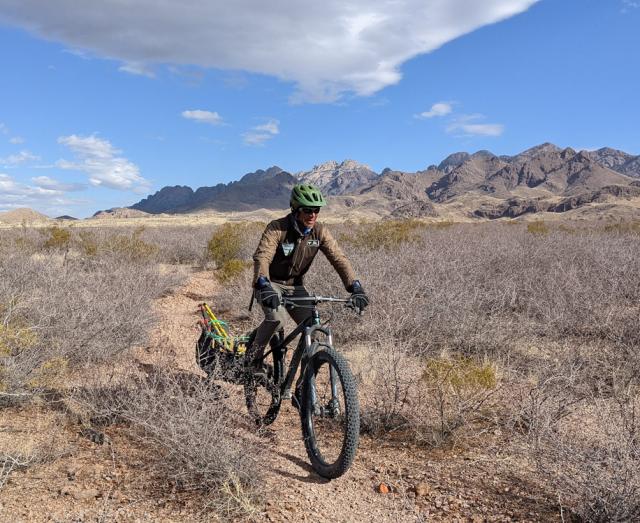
[43,226,71,251]
[421,356,498,443]
[102,227,158,262]
[207,222,263,267]
[341,219,427,250]
[76,230,98,257]
[526,220,549,235]
[217,259,252,283]
[603,221,640,234]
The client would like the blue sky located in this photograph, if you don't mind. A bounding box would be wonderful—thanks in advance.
[0,0,638,218]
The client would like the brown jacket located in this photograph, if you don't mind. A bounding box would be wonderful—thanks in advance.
[253,214,356,290]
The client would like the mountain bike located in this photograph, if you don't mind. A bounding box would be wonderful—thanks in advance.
[243,295,360,479]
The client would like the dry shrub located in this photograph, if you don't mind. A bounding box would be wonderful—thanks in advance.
[79,366,261,518]
[530,394,640,522]
[421,355,498,444]
[356,340,499,446]
[0,239,184,397]
[138,225,216,266]
[602,221,640,234]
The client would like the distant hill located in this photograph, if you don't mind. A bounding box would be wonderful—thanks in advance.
[0,208,50,224]
[131,167,296,214]
[121,143,640,220]
[92,208,151,219]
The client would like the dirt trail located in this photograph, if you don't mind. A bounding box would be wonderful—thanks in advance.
[0,268,559,522]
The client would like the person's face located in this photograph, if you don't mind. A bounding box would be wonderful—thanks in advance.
[297,206,320,228]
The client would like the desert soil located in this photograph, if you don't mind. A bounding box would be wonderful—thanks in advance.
[0,269,563,522]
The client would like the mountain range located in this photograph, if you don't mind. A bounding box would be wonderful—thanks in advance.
[126,144,640,220]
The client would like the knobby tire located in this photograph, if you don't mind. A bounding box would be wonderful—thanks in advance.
[300,344,360,479]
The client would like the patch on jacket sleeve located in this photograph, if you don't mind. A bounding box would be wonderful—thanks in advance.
[307,239,320,247]
[281,242,295,256]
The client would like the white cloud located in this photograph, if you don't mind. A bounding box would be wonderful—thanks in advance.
[119,61,156,78]
[9,136,25,144]
[0,172,80,212]
[416,102,453,119]
[31,175,86,192]
[446,114,504,137]
[0,0,539,102]
[621,0,640,12]
[57,134,150,191]
[243,119,280,146]
[0,149,40,166]
[254,119,280,135]
[0,123,8,134]
[182,109,224,126]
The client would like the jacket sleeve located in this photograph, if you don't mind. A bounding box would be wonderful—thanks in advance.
[319,226,357,290]
[252,222,280,285]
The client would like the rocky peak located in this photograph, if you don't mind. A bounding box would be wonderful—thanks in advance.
[438,152,470,173]
[512,143,562,162]
[239,166,285,183]
[296,159,378,195]
[131,185,195,214]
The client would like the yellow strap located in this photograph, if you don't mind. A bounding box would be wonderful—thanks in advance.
[203,303,231,350]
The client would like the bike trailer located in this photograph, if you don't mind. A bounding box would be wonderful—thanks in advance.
[196,302,251,378]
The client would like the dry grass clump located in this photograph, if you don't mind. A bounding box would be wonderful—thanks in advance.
[602,220,640,234]
[0,234,184,398]
[355,339,500,446]
[77,365,261,518]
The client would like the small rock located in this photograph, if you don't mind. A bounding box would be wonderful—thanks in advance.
[377,482,390,494]
[414,482,430,497]
[72,488,100,501]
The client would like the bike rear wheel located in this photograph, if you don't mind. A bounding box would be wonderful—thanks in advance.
[244,333,283,426]
[300,344,359,479]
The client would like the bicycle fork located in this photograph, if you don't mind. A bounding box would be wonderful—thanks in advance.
[308,364,340,417]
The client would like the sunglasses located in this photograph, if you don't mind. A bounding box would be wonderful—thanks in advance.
[300,207,321,215]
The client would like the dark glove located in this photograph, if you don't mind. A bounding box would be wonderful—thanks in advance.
[348,280,369,314]
[256,277,281,310]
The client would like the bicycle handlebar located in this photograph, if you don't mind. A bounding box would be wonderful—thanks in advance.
[280,294,365,315]
[281,295,351,305]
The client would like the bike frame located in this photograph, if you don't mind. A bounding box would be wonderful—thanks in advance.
[256,296,345,403]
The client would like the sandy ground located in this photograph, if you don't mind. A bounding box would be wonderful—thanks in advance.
[0,269,563,522]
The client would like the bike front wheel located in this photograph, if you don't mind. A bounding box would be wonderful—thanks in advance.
[300,344,360,479]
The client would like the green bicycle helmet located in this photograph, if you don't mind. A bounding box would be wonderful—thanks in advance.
[290,184,327,210]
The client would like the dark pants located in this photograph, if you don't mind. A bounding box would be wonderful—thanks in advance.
[252,282,312,355]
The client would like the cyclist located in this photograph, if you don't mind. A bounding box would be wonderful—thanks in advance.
[249,183,368,372]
